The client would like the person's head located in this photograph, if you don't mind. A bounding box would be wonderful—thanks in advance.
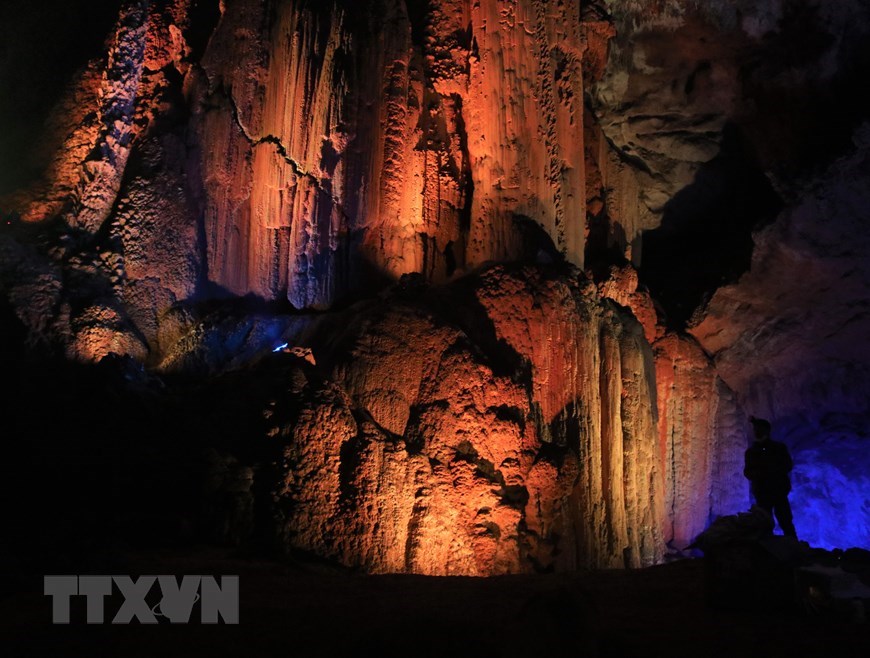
[750,417,771,442]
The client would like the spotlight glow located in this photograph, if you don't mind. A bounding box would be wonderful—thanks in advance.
[790,446,870,550]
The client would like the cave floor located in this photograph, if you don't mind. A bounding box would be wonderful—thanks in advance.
[2,548,868,658]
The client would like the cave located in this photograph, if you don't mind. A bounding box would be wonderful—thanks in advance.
[1,0,869,655]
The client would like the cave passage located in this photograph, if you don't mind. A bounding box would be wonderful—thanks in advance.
[639,124,783,329]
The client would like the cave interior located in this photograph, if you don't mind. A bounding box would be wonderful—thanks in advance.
[1,0,870,653]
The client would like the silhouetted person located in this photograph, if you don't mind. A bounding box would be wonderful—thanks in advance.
[744,417,797,539]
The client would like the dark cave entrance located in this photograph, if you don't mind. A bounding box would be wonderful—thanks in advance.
[0,0,118,195]
[638,123,783,329]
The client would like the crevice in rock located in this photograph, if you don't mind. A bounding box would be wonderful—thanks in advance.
[338,432,364,509]
[599,129,654,176]
[639,122,783,329]
[224,88,353,224]
[452,93,474,236]
[185,0,222,60]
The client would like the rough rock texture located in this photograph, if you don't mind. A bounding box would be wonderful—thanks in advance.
[12,0,865,359]
[689,126,870,424]
[597,263,661,344]
[598,264,748,549]
[193,0,390,306]
[270,266,666,573]
[461,0,588,269]
[3,0,867,563]
[4,1,188,230]
[587,0,870,551]
[588,0,870,266]
[156,312,310,376]
[689,127,870,548]
[474,267,664,569]
[653,333,747,549]
[0,0,202,362]
[1,0,611,343]
[192,0,607,309]
[586,5,745,260]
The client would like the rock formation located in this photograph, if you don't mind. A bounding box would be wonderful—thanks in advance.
[653,333,747,549]
[192,0,604,308]
[597,264,747,549]
[2,0,868,567]
[268,266,665,573]
[689,125,870,550]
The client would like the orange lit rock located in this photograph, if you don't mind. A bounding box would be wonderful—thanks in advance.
[463,0,588,269]
[2,0,617,351]
[3,1,191,231]
[271,266,666,573]
[1,63,104,224]
[0,0,783,571]
[274,307,532,575]
[195,0,423,306]
[194,0,613,308]
[67,303,149,363]
[1,2,147,229]
[598,263,662,344]
[594,265,748,547]
[0,0,201,360]
[474,266,665,568]
[653,333,748,549]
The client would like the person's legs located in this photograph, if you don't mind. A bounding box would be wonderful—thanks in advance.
[773,496,797,538]
[753,492,776,534]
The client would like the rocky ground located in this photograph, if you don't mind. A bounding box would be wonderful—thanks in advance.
[2,546,868,658]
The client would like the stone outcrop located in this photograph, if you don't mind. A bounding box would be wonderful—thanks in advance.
[0,0,202,362]
[653,333,747,549]
[270,266,666,573]
[598,263,748,549]
[1,0,614,356]
[586,0,870,266]
[689,125,870,423]
[687,126,870,549]
[584,7,742,262]
[4,0,190,230]
[12,0,864,359]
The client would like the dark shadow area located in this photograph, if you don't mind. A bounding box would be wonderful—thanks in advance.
[185,0,222,61]
[422,266,532,383]
[405,0,432,47]
[639,123,783,329]
[585,219,629,284]
[2,272,870,656]
[0,0,120,194]
[512,214,568,267]
[739,1,870,182]
[0,325,299,581]
[3,545,869,657]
